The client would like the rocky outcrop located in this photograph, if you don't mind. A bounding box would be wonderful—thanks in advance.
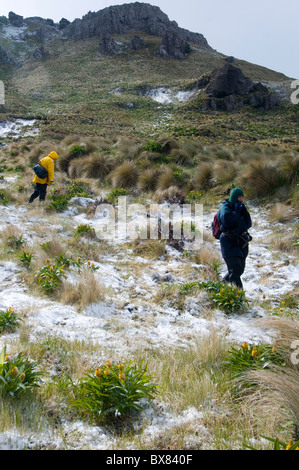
[155,30,190,59]
[99,35,119,56]
[130,35,146,51]
[8,12,24,27]
[0,45,17,66]
[203,64,281,111]
[59,18,71,30]
[63,2,210,52]
[32,46,49,61]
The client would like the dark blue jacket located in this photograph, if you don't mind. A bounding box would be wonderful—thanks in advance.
[217,200,252,259]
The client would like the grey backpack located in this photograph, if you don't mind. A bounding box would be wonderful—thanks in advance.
[33,162,48,179]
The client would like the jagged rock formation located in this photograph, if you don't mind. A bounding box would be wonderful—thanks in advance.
[63,2,210,51]
[155,30,190,59]
[130,35,146,51]
[202,64,281,111]
[99,35,119,56]
[8,12,24,27]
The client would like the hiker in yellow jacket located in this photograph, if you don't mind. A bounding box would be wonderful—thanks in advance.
[29,151,59,203]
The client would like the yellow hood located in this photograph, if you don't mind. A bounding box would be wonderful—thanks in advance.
[48,151,59,160]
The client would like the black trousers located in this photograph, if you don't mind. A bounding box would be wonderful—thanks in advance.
[223,256,246,289]
[29,183,47,202]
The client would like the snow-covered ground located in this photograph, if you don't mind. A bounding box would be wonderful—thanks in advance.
[0,119,40,138]
[0,174,298,449]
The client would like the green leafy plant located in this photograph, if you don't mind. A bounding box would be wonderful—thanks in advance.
[0,347,43,398]
[201,280,248,313]
[69,359,157,422]
[36,264,67,293]
[7,235,24,250]
[55,253,72,268]
[74,224,97,239]
[49,181,93,212]
[18,251,33,268]
[0,190,10,205]
[0,308,21,333]
[69,145,89,157]
[224,342,285,380]
[186,190,203,201]
[107,187,128,202]
[141,140,163,153]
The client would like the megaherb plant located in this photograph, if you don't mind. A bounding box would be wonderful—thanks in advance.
[69,359,158,422]
[177,280,248,313]
[224,342,285,380]
[36,264,67,293]
[0,307,21,333]
[74,224,96,239]
[0,347,43,398]
[18,251,33,268]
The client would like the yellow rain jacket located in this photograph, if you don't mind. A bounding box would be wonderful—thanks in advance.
[33,151,59,185]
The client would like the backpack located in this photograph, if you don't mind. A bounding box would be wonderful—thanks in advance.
[212,213,221,239]
[33,162,48,179]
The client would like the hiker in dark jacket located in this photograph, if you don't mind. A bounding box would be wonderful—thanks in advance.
[217,188,252,289]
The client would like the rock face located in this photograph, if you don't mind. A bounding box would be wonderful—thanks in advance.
[203,64,281,111]
[99,35,119,56]
[0,45,17,66]
[155,30,190,59]
[130,35,146,51]
[8,12,24,27]
[63,2,210,51]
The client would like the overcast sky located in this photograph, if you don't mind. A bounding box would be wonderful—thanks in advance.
[1,0,298,78]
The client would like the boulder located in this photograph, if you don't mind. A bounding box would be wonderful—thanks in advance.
[203,64,281,111]
[206,64,253,98]
[59,18,71,30]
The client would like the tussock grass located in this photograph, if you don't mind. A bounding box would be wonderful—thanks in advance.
[137,168,159,192]
[192,162,213,190]
[269,203,299,223]
[60,267,106,310]
[108,160,139,188]
[68,152,115,180]
[213,159,237,184]
[156,167,174,191]
[239,159,283,197]
[153,186,185,204]
[139,330,228,413]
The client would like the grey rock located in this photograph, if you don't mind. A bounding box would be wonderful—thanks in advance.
[155,29,190,59]
[0,45,17,66]
[203,64,281,111]
[63,3,210,50]
[130,35,146,50]
[59,18,71,30]
[8,11,24,27]
[32,46,49,61]
[69,197,95,207]
[99,34,119,56]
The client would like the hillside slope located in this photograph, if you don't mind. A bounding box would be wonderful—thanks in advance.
[0,3,296,143]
